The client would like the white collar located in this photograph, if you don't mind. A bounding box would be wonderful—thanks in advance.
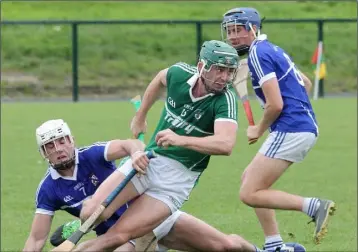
[256,34,268,41]
[187,73,214,102]
[250,34,268,50]
[187,73,199,86]
[49,149,79,181]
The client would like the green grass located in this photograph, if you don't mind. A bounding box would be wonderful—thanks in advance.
[1,98,357,251]
[1,1,357,97]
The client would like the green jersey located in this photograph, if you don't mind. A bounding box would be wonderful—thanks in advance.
[146,62,238,172]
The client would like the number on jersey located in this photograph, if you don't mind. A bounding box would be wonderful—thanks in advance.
[282,53,304,87]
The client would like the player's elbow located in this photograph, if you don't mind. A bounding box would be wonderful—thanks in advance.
[304,80,312,95]
[221,147,232,156]
[300,72,312,92]
[269,101,283,114]
[304,78,312,90]
[220,140,235,156]
[274,103,283,113]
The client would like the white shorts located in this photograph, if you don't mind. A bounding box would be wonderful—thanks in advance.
[152,210,183,240]
[118,155,200,213]
[259,131,317,163]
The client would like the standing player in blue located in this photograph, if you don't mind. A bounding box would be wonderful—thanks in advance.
[221,7,335,251]
[23,119,150,252]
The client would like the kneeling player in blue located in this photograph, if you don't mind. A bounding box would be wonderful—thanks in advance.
[25,119,276,252]
[221,7,335,250]
[24,119,272,252]
[23,119,150,251]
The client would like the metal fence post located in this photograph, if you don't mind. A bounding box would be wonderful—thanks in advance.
[71,23,79,102]
[318,20,324,98]
[1,18,355,100]
[196,22,202,60]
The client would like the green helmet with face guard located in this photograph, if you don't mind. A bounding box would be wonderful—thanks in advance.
[199,40,239,69]
[198,40,239,94]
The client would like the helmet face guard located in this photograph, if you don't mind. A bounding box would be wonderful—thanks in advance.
[198,40,239,94]
[221,7,262,56]
[36,119,76,171]
[199,61,238,94]
[41,136,75,171]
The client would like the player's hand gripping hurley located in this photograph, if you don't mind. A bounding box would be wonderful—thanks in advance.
[52,95,155,252]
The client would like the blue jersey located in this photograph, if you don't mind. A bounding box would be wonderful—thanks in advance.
[248,34,318,135]
[35,142,128,236]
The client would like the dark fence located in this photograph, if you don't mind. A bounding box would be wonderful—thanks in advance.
[1,18,356,101]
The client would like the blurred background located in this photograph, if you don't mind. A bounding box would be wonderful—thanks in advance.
[1,1,357,101]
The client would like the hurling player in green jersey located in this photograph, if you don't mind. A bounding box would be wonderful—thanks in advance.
[76,41,266,252]
[138,41,239,172]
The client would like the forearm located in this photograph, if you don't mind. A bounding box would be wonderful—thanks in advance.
[179,135,234,156]
[122,139,146,156]
[137,71,165,119]
[23,237,46,252]
[257,104,282,135]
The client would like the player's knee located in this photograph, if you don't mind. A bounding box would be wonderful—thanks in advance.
[239,189,249,205]
[239,187,256,207]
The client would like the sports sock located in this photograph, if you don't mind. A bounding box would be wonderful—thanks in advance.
[303,197,320,218]
[264,234,283,251]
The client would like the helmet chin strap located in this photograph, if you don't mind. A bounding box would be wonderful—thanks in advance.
[231,34,250,56]
[233,23,260,56]
[52,157,75,171]
[248,23,260,38]
[49,150,76,171]
[236,45,250,56]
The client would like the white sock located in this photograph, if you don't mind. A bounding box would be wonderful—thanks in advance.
[264,234,283,250]
[303,197,320,218]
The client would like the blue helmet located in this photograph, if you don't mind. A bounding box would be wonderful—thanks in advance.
[222,7,262,32]
[221,7,262,56]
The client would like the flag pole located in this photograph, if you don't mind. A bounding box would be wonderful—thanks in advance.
[313,41,323,101]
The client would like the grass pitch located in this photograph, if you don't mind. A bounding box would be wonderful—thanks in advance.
[1,98,357,251]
